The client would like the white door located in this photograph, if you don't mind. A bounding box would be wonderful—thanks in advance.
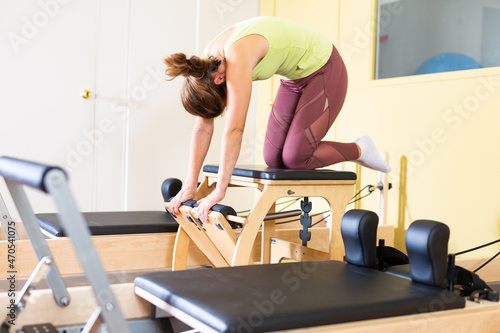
[0,0,99,215]
[125,0,260,212]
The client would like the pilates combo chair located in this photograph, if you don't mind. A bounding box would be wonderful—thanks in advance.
[167,165,357,270]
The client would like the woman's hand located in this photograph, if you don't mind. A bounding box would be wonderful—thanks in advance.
[169,186,198,216]
[196,188,226,223]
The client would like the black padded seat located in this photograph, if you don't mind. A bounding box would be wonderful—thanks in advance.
[385,264,411,280]
[203,165,357,181]
[135,261,465,333]
[37,211,178,237]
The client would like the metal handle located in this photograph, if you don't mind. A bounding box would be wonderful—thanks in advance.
[81,90,92,99]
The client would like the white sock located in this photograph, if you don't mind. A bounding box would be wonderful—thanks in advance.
[351,136,391,173]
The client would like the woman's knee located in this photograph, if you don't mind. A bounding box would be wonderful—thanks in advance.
[282,149,309,169]
[263,144,285,168]
[265,145,309,169]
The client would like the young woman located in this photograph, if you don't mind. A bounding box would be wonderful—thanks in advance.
[166,16,391,222]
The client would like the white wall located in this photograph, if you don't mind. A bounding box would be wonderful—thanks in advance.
[0,0,260,219]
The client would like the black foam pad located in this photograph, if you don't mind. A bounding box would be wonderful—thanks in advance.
[135,261,465,333]
[210,204,238,228]
[37,211,178,237]
[182,200,198,207]
[161,178,182,202]
[203,165,356,181]
[406,220,450,288]
[341,209,378,268]
[167,199,236,217]
[210,204,237,218]
[0,156,67,193]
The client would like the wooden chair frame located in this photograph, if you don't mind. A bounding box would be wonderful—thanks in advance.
[171,169,356,270]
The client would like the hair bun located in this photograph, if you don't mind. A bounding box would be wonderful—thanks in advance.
[164,53,212,80]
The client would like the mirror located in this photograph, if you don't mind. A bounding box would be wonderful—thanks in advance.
[375,0,500,79]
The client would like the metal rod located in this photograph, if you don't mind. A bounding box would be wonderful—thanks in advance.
[0,192,18,240]
[5,180,70,307]
[377,152,390,225]
[2,256,52,331]
[15,256,53,304]
[81,307,103,333]
[44,169,131,333]
[226,209,303,224]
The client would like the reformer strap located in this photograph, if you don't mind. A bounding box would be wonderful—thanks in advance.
[447,261,499,302]
[448,265,491,295]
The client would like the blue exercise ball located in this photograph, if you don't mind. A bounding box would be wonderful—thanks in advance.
[415,53,482,75]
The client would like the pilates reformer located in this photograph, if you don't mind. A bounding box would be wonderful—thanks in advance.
[0,156,131,332]
[134,209,499,333]
[0,178,185,279]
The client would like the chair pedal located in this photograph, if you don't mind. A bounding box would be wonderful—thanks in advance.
[22,323,59,333]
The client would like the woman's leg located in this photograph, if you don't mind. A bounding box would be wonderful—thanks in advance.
[264,47,391,172]
[263,81,302,168]
[281,49,359,170]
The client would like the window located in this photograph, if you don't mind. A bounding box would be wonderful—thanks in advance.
[375,0,500,79]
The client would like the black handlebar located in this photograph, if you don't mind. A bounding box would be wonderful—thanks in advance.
[0,156,67,193]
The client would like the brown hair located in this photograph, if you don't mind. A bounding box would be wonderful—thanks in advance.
[164,53,227,119]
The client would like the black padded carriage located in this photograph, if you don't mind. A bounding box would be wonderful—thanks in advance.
[135,260,465,333]
[135,209,469,332]
[36,177,182,237]
[37,211,178,237]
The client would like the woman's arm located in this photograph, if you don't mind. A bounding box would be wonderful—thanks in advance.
[170,116,214,215]
[186,116,215,189]
[195,39,261,223]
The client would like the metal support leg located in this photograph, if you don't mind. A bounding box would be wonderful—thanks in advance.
[0,192,18,240]
[5,180,70,307]
[2,256,53,333]
[44,169,130,333]
[81,307,104,333]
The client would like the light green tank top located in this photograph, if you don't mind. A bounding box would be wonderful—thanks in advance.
[206,16,333,81]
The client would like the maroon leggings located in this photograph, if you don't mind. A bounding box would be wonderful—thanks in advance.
[263,46,359,169]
